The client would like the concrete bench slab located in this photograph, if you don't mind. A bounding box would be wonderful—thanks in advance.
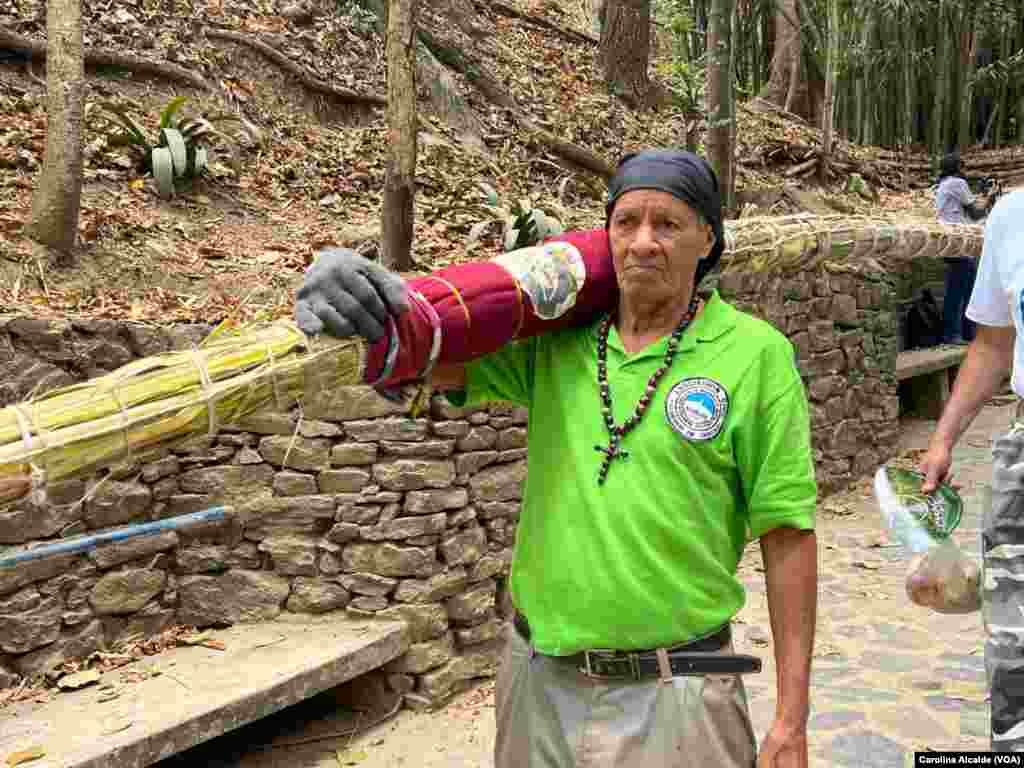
[896,346,967,381]
[896,346,968,419]
[0,614,409,768]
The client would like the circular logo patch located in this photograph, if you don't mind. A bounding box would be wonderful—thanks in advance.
[665,378,729,441]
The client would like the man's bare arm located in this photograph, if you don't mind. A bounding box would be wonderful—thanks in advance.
[761,527,816,727]
[932,325,1015,452]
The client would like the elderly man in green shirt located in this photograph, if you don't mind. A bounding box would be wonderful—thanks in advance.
[296,150,818,768]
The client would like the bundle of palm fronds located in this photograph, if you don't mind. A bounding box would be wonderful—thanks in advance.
[0,214,985,509]
[0,322,364,506]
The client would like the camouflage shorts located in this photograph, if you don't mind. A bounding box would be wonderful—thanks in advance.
[985,420,1024,750]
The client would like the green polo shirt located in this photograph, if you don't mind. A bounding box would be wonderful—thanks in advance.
[451,290,816,656]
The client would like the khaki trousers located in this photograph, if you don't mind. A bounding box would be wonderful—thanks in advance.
[494,622,757,768]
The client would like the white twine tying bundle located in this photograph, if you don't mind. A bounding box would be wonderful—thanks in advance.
[190,347,220,438]
[10,402,48,506]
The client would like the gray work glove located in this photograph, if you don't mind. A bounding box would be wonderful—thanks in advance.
[294,248,409,342]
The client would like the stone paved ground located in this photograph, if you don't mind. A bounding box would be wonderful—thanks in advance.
[178,402,1015,768]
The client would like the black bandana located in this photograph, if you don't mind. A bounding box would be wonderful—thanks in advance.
[605,150,724,287]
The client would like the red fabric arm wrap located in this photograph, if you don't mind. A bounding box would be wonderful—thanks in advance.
[364,228,618,386]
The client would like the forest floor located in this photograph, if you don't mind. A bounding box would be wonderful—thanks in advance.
[0,0,938,327]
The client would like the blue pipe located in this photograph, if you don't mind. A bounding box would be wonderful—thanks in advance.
[0,506,229,569]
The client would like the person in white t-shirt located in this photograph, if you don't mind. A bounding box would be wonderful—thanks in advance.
[920,188,1024,751]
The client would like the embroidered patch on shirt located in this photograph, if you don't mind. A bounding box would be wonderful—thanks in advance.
[665,377,729,441]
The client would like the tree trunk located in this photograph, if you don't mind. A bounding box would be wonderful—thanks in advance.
[758,0,805,117]
[706,0,734,212]
[750,3,763,95]
[382,0,417,271]
[982,105,999,147]
[996,24,1010,146]
[1018,90,1024,146]
[819,0,837,182]
[859,11,874,146]
[931,1,948,154]
[957,4,977,150]
[903,12,915,147]
[591,0,605,37]
[1017,0,1024,144]
[599,0,651,107]
[29,0,84,262]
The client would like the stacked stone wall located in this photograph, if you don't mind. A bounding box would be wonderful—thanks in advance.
[716,266,901,495]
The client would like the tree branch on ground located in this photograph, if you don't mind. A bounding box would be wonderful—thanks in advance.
[418,28,519,109]
[25,60,45,86]
[204,29,386,106]
[417,29,614,177]
[0,26,209,92]
[482,0,598,46]
[440,0,489,40]
[357,0,485,145]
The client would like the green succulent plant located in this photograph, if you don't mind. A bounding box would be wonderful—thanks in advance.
[469,182,565,252]
[98,97,261,200]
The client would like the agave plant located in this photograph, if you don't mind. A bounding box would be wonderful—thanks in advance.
[469,183,565,252]
[99,97,261,200]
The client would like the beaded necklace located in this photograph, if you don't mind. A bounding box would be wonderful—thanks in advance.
[594,297,700,485]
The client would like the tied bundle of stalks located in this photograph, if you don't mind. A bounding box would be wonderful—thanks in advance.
[720,213,984,273]
[0,322,365,507]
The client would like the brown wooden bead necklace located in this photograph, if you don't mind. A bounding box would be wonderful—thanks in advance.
[594,296,699,485]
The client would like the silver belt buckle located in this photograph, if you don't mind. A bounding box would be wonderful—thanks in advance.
[581,650,641,681]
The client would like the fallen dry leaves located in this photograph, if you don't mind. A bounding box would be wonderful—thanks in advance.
[4,746,46,767]
[0,0,948,325]
[0,624,215,712]
[448,680,496,720]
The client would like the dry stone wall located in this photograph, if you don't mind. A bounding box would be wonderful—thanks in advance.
[0,316,209,407]
[715,265,901,495]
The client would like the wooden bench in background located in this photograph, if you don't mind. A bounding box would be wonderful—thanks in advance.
[896,346,968,419]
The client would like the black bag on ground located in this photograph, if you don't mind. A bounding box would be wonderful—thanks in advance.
[906,289,943,349]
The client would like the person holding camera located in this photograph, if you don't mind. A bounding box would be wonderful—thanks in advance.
[935,152,993,345]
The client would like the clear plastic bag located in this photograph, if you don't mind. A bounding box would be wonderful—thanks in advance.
[873,465,981,614]
[905,540,982,614]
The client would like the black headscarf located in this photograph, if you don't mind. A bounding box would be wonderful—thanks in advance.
[605,149,724,288]
[938,152,964,182]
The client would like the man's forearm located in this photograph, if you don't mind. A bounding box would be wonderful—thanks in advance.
[933,326,1015,450]
[761,527,817,726]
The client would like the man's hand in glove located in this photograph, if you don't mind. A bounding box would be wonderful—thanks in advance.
[294,248,409,342]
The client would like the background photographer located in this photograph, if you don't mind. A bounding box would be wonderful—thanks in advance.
[934,152,994,345]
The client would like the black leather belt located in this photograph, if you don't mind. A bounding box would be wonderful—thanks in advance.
[513,612,762,680]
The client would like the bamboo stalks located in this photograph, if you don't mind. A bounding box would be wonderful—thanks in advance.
[0,322,364,506]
